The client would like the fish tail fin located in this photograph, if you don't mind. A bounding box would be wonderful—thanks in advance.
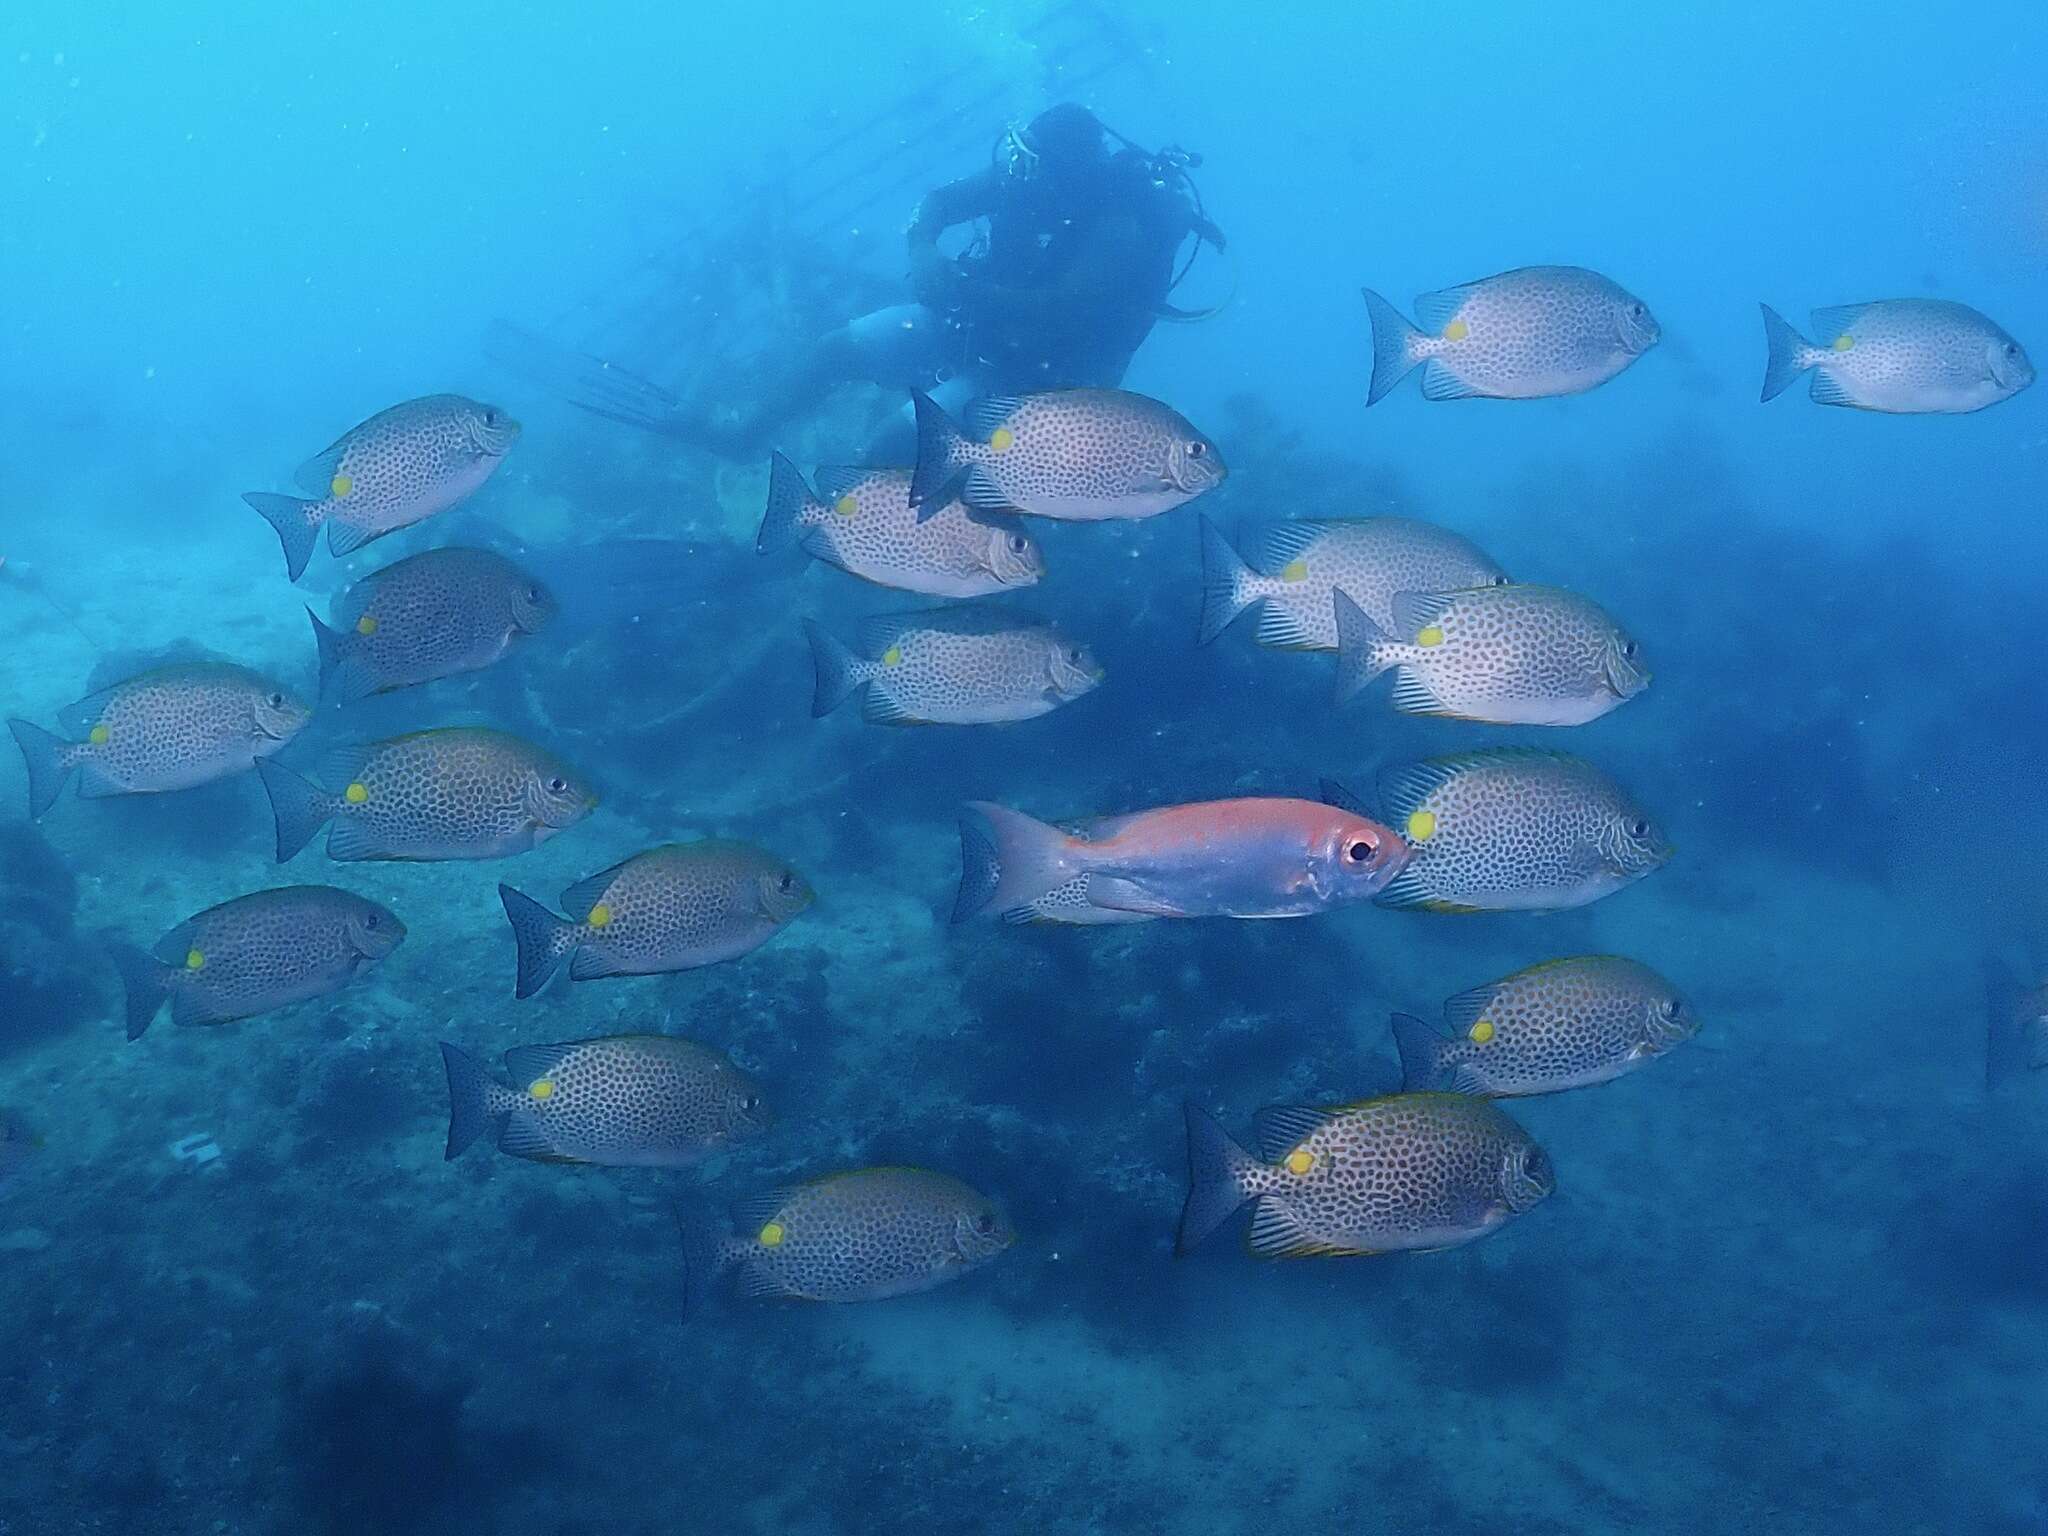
[242,491,324,583]
[107,938,173,1041]
[497,884,577,999]
[1758,304,1816,403]
[1985,955,2048,1089]
[802,620,870,717]
[1196,515,1259,644]
[758,451,825,554]
[1176,1102,1258,1255]
[954,801,1080,923]
[908,390,972,512]
[437,1041,511,1159]
[675,1203,739,1320]
[254,757,335,862]
[1331,588,1394,704]
[6,719,78,819]
[1390,1011,1452,1091]
[1362,288,1425,405]
[304,606,366,703]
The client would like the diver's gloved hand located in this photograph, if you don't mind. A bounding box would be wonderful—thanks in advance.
[910,248,967,312]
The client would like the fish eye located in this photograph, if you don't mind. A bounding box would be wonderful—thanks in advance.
[527,585,543,601]
[363,912,380,929]
[1622,640,1638,658]
[547,776,567,793]
[2008,342,2022,357]
[974,1212,997,1236]
[1628,818,1649,838]
[1659,998,1680,1020]
[1345,837,1375,863]
[483,408,499,425]
[1009,534,1028,552]
[1068,646,1084,662]
[1187,441,1207,458]
[1491,575,1510,586]
[1524,1147,1551,1182]
[266,692,284,707]
[777,871,795,892]
[742,1094,760,1111]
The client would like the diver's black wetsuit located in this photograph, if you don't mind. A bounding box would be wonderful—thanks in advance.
[907,149,1200,394]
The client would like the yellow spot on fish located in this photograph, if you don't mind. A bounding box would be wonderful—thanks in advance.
[1279,559,1308,582]
[1832,334,1855,352]
[88,724,110,746]
[1407,809,1437,843]
[330,474,354,498]
[758,1221,786,1247]
[528,1078,555,1101]
[1416,625,1445,647]
[185,949,206,971]
[586,903,613,930]
[1283,1148,1314,1176]
[1443,319,1469,342]
[1469,1018,1496,1044]
[881,645,903,666]
[344,781,369,805]
[989,427,1015,452]
[833,494,859,518]
[356,615,379,636]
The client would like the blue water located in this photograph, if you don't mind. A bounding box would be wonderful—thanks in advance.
[4,3,2047,1532]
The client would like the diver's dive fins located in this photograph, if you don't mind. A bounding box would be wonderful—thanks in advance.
[482,318,686,435]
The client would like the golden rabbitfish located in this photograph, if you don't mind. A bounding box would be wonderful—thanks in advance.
[1333,582,1648,725]
[311,546,556,703]
[438,1035,768,1167]
[695,1167,1014,1305]
[1177,1096,1554,1258]
[805,606,1102,726]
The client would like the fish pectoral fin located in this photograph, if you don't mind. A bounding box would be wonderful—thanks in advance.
[1083,875,1186,918]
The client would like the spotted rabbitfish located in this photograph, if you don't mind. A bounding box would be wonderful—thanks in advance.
[759,454,1045,598]
[438,1035,768,1167]
[1363,266,1659,404]
[1326,751,1670,913]
[1198,514,1507,650]
[1759,299,2034,414]
[804,607,1101,726]
[908,388,1225,521]
[496,841,813,998]
[1177,1097,1554,1258]
[256,727,596,862]
[108,886,404,1039]
[243,394,520,581]
[1393,956,1699,1097]
[8,663,309,818]
[309,546,557,703]
[1332,583,1648,724]
[689,1168,1014,1307]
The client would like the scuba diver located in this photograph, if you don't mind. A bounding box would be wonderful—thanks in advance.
[520,104,1224,458]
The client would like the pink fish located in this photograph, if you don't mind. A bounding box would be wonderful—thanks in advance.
[955,796,1409,923]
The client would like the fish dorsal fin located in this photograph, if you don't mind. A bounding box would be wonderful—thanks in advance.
[1252,1103,1341,1162]
[501,1041,576,1091]
[316,743,374,790]
[150,917,204,968]
[1245,1196,1357,1259]
[809,465,879,503]
[1249,519,1328,578]
[1441,983,1504,1041]
[559,860,633,922]
[1808,304,1872,347]
[730,1188,798,1235]
[1377,758,1460,825]
[1388,590,1457,640]
[56,684,131,738]
[965,396,1027,440]
[1412,283,1480,335]
[294,436,351,496]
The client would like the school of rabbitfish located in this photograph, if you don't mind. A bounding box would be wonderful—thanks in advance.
[6,267,2035,1305]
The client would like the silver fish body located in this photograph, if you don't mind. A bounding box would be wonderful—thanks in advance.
[805,606,1102,726]
[1364,266,1659,403]
[1760,299,2034,413]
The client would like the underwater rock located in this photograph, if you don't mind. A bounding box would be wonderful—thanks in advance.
[0,817,94,1048]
